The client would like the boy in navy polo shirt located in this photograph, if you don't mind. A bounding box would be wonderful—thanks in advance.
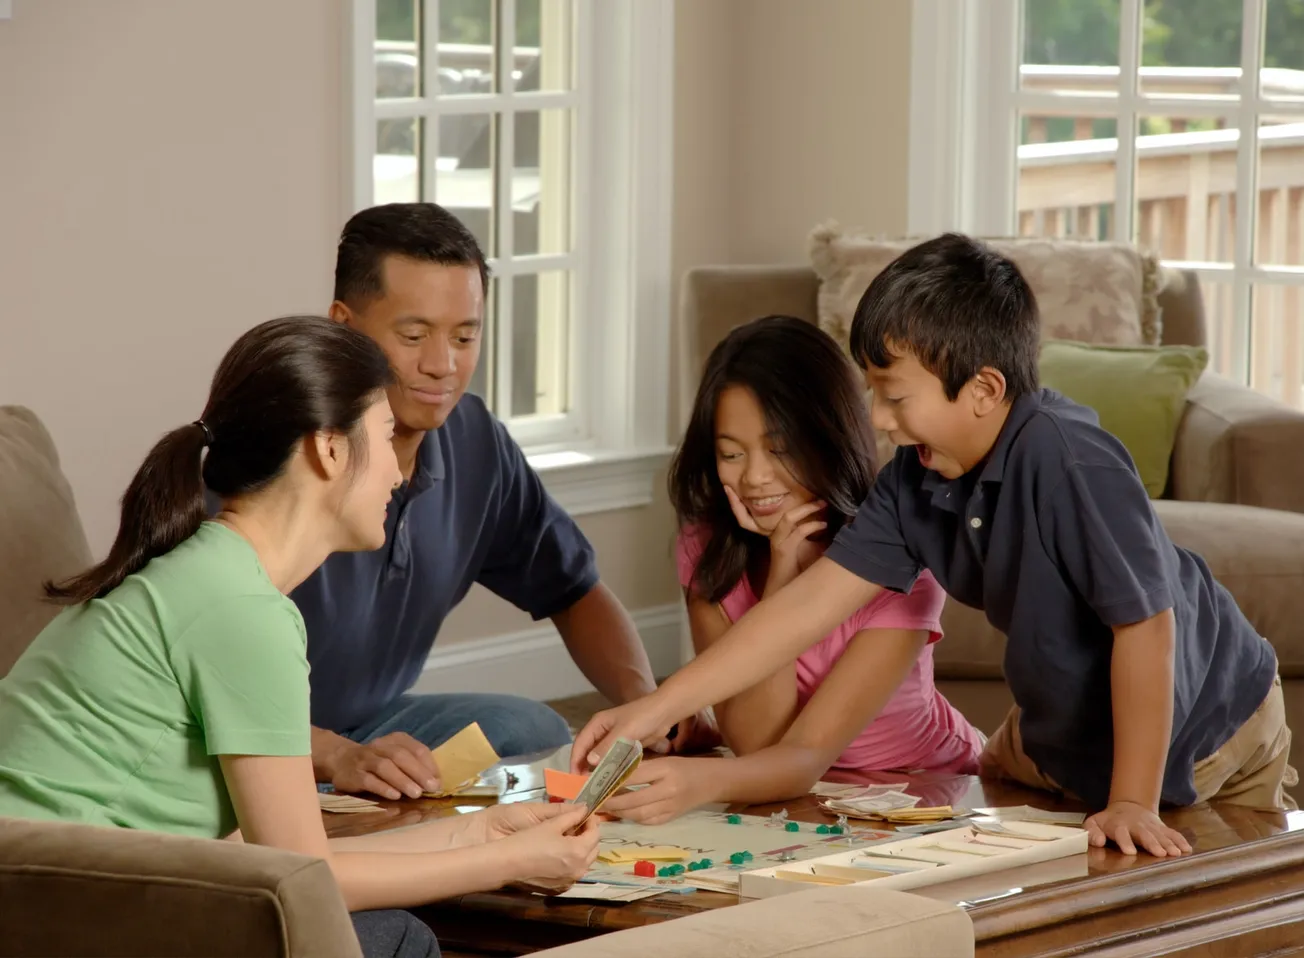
[574,234,1295,858]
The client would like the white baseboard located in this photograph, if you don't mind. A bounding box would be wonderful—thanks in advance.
[412,603,685,701]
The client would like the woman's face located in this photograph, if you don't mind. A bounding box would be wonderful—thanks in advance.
[336,396,403,550]
[713,384,814,534]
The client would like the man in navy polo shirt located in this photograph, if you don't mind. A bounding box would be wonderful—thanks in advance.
[297,202,713,800]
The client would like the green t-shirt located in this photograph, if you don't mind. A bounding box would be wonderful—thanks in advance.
[0,521,310,838]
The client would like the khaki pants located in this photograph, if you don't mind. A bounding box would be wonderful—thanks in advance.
[980,674,1298,810]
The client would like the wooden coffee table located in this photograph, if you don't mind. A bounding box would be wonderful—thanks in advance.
[324,755,1304,957]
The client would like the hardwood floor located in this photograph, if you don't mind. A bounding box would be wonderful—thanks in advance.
[544,691,611,732]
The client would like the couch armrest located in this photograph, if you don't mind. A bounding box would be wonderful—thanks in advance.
[1169,372,1304,513]
[529,884,973,958]
[0,817,360,958]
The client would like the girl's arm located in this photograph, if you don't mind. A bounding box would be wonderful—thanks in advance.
[604,627,928,821]
[219,755,583,912]
[707,627,927,804]
[685,589,798,756]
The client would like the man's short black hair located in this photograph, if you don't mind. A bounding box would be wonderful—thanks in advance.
[334,202,490,307]
[848,233,1041,401]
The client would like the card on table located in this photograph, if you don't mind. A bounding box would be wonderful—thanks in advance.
[425,722,501,797]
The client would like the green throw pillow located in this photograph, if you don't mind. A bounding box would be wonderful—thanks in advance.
[1038,339,1209,498]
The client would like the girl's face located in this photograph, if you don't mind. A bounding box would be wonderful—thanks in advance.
[714,384,814,533]
[337,396,403,550]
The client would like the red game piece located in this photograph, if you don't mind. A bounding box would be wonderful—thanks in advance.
[633,860,656,877]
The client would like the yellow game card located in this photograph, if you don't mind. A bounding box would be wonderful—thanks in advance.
[426,722,501,797]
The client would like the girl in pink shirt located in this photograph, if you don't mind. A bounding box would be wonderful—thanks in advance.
[604,316,983,825]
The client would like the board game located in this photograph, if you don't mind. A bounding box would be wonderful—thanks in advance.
[736,819,1089,899]
[577,808,898,897]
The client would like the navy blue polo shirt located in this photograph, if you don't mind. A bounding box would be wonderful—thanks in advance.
[825,388,1276,808]
[291,394,598,733]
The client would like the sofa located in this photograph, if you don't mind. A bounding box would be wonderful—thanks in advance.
[679,251,1304,803]
[0,404,974,955]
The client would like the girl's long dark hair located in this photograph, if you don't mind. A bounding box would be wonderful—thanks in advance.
[668,315,878,604]
[45,316,396,604]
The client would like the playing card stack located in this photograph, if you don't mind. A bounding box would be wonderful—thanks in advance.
[318,792,384,814]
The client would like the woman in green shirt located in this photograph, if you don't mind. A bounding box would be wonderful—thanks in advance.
[0,316,598,958]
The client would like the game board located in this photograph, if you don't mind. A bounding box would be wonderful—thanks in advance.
[582,809,897,895]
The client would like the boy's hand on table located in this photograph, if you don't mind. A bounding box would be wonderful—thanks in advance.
[1085,800,1192,857]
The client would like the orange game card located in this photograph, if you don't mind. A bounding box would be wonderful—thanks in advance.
[544,767,588,801]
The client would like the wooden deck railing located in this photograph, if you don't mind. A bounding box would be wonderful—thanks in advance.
[1015,66,1304,404]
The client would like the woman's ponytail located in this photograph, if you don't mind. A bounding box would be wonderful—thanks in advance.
[44,421,210,604]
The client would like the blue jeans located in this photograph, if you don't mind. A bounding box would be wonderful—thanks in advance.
[351,910,439,958]
[342,692,572,760]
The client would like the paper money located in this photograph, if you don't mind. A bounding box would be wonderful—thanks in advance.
[570,737,642,830]
[318,792,383,814]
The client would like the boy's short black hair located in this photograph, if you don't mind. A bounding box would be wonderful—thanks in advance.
[848,233,1041,401]
[334,202,489,307]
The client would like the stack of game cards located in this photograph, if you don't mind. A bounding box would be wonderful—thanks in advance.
[318,792,383,814]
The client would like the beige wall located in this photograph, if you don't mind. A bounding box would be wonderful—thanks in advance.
[0,0,910,648]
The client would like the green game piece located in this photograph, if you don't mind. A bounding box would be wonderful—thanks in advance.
[816,824,831,834]
[687,861,701,872]
[726,814,742,824]
[742,851,753,861]
[785,821,800,832]
[699,858,713,868]
[658,866,674,877]
[674,864,687,875]
[729,852,746,865]
[830,825,845,835]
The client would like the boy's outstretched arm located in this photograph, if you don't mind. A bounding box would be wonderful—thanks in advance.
[1087,609,1193,857]
[570,558,882,771]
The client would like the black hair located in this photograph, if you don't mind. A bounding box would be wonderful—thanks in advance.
[848,233,1041,401]
[45,316,396,604]
[668,315,877,604]
[334,202,490,307]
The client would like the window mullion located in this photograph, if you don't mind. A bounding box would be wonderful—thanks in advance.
[494,0,516,418]
[1232,0,1265,384]
[1114,0,1141,244]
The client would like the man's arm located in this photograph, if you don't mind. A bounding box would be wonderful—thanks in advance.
[550,581,657,704]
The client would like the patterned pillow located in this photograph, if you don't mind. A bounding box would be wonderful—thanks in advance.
[809,224,1165,353]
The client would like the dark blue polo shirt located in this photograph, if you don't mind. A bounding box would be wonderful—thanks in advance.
[291,394,598,733]
[825,388,1277,808]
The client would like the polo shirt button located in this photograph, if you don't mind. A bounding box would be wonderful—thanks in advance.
[970,517,982,529]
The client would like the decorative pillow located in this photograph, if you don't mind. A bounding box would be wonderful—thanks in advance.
[1038,340,1209,498]
[809,224,1166,352]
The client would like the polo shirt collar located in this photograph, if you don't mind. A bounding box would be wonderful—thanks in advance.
[915,388,1045,510]
[976,388,1045,486]
[407,429,446,497]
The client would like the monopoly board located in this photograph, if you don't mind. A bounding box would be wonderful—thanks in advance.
[585,809,896,894]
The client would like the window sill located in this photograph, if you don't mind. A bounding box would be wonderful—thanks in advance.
[527,447,673,517]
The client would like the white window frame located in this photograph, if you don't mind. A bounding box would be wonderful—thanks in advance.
[343,0,674,515]
[909,0,1304,387]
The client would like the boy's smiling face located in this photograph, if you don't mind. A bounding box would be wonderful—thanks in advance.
[864,347,1010,480]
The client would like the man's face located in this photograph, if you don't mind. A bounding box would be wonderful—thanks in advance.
[864,350,983,480]
[335,256,484,432]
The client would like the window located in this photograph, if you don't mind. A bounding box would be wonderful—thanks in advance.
[910,0,1304,405]
[346,0,674,513]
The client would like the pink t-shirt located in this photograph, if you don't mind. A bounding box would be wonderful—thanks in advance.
[676,527,983,775]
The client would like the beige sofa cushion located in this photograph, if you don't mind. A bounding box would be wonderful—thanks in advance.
[931,499,1304,681]
[0,406,93,677]
[530,884,973,957]
[808,225,1165,353]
